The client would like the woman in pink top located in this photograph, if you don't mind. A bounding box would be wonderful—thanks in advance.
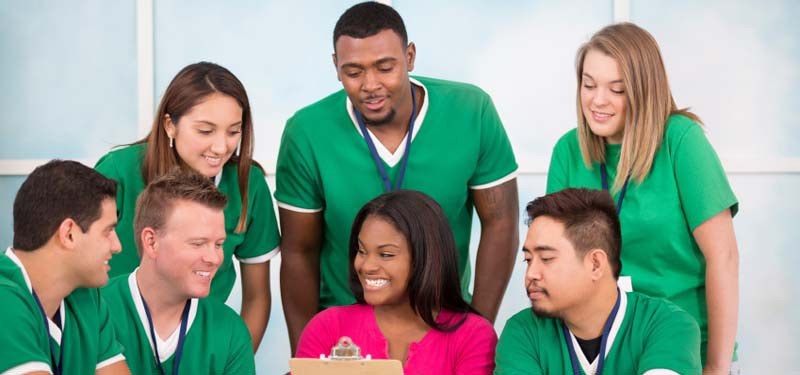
[296,190,498,374]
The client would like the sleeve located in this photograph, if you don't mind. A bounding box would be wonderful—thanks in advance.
[274,118,325,212]
[0,287,52,374]
[94,152,126,220]
[453,315,498,375]
[224,317,256,375]
[295,308,340,358]
[234,168,281,263]
[672,122,739,230]
[494,313,543,375]
[545,132,573,194]
[468,93,518,189]
[637,303,702,375]
[94,290,125,367]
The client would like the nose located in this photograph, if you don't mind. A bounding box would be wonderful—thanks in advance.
[357,253,380,275]
[361,69,381,93]
[524,258,542,285]
[210,132,227,155]
[592,88,609,107]
[110,231,122,254]
[203,245,224,268]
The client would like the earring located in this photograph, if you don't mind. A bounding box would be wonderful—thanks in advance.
[169,136,174,148]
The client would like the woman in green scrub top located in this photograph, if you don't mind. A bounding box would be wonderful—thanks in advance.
[546,23,739,374]
[96,62,280,352]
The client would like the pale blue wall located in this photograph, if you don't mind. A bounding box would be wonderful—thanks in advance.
[1,1,798,373]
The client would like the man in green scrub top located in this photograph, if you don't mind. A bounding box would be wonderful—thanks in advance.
[0,160,130,374]
[101,172,254,374]
[496,188,701,375]
[276,1,520,353]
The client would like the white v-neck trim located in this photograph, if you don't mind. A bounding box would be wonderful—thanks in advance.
[566,290,628,375]
[346,77,430,167]
[5,247,66,345]
[128,270,198,363]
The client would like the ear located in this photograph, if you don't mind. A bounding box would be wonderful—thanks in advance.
[332,53,342,82]
[56,218,80,250]
[164,114,177,139]
[405,42,416,72]
[586,248,608,281]
[140,228,159,259]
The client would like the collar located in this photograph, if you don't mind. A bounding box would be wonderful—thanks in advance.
[128,269,198,362]
[346,77,430,167]
[5,247,67,345]
[565,290,628,374]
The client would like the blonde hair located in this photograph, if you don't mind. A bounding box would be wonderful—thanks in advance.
[575,22,701,191]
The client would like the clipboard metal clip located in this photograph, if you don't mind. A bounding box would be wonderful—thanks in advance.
[329,336,363,360]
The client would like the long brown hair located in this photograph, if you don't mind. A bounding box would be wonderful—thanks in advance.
[575,23,701,191]
[135,62,257,233]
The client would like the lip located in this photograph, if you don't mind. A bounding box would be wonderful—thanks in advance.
[204,155,223,167]
[362,277,389,291]
[527,288,547,300]
[362,97,386,112]
[590,110,614,123]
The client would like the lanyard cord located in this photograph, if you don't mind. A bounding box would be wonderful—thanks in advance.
[600,163,631,214]
[141,296,191,375]
[355,84,418,192]
[31,289,63,375]
[562,288,622,375]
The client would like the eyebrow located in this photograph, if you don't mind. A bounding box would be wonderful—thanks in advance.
[340,57,398,70]
[192,120,243,128]
[357,239,401,249]
[582,73,623,84]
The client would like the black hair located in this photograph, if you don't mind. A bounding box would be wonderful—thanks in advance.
[333,1,408,50]
[526,188,622,278]
[13,160,117,251]
[349,190,478,331]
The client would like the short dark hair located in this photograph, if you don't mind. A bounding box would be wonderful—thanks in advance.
[349,190,477,331]
[13,160,117,251]
[134,170,228,254]
[333,1,408,50]
[526,188,622,278]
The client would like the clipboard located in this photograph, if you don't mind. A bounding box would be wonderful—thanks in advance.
[289,336,403,375]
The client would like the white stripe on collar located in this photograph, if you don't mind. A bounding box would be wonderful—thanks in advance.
[128,269,198,362]
[5,247,66,345]
[214,172,222,187]
[346,77,430,167]
[566,290,628,374]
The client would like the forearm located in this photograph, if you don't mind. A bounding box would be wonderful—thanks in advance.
[281,252,320,355]
[472,222,517,323]
[703,250,739,373]
[240,262,271,352]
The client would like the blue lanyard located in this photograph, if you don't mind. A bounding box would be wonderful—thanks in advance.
[600,163,630,214]
[31,289,63,375]
[561,288,621,375]
[141,295,191,375]
[355,84,417,192]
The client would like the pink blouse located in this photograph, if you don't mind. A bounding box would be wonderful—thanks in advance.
[296,304,497,375]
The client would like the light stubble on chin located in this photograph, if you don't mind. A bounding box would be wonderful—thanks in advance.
[363,108,396,127]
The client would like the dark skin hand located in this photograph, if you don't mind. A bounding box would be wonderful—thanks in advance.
[470,178,520,322]
[279,208,324,355]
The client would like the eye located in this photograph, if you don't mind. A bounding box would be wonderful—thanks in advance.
[611,89,625,94]
[215,242,224,250]
[197,129,213,135]
[344,70,362,78]
[377,66,393,73]
[356,248,367,256]
[228,129,242,136]
[522,257,532,264]
[190,241,204,248]
[541,257,554,263]
[379,252,395,259]
[582,84,596,89]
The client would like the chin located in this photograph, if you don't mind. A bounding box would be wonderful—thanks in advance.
[530,304,559,319]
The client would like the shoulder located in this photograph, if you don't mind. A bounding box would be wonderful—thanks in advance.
[504,308,538,329]
[286,90,348,131]
[100,275,129,302]
[417,76,492,104]
[554,128,579,149]
[664,114,703,143]
[96,144,146,168]
[627,292,698,328]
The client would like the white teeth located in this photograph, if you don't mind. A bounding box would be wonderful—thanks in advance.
[365,279,388,287]
[205,156,221,165]
[104,261,109,265]
[194,271,211,277]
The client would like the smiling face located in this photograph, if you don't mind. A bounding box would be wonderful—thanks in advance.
[522,216,595,319]
[353,215,412,307]
[580,49,628,144]
[74,198,122,288]
[334,29,415,127]
[165,92,243,178]
[152,200,225,299]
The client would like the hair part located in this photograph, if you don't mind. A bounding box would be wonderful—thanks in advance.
[348,190,477,331]
[575,22,702,191]
[133,61,257,233]
[526,188,622,278]
[13,160,117,251]
[133,170,228,255]
[333,1,408,51]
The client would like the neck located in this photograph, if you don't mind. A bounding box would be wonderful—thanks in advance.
[13,248,74,319]
[135,267,189,339]
[563,282,619,340]
[374,300,430,330]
